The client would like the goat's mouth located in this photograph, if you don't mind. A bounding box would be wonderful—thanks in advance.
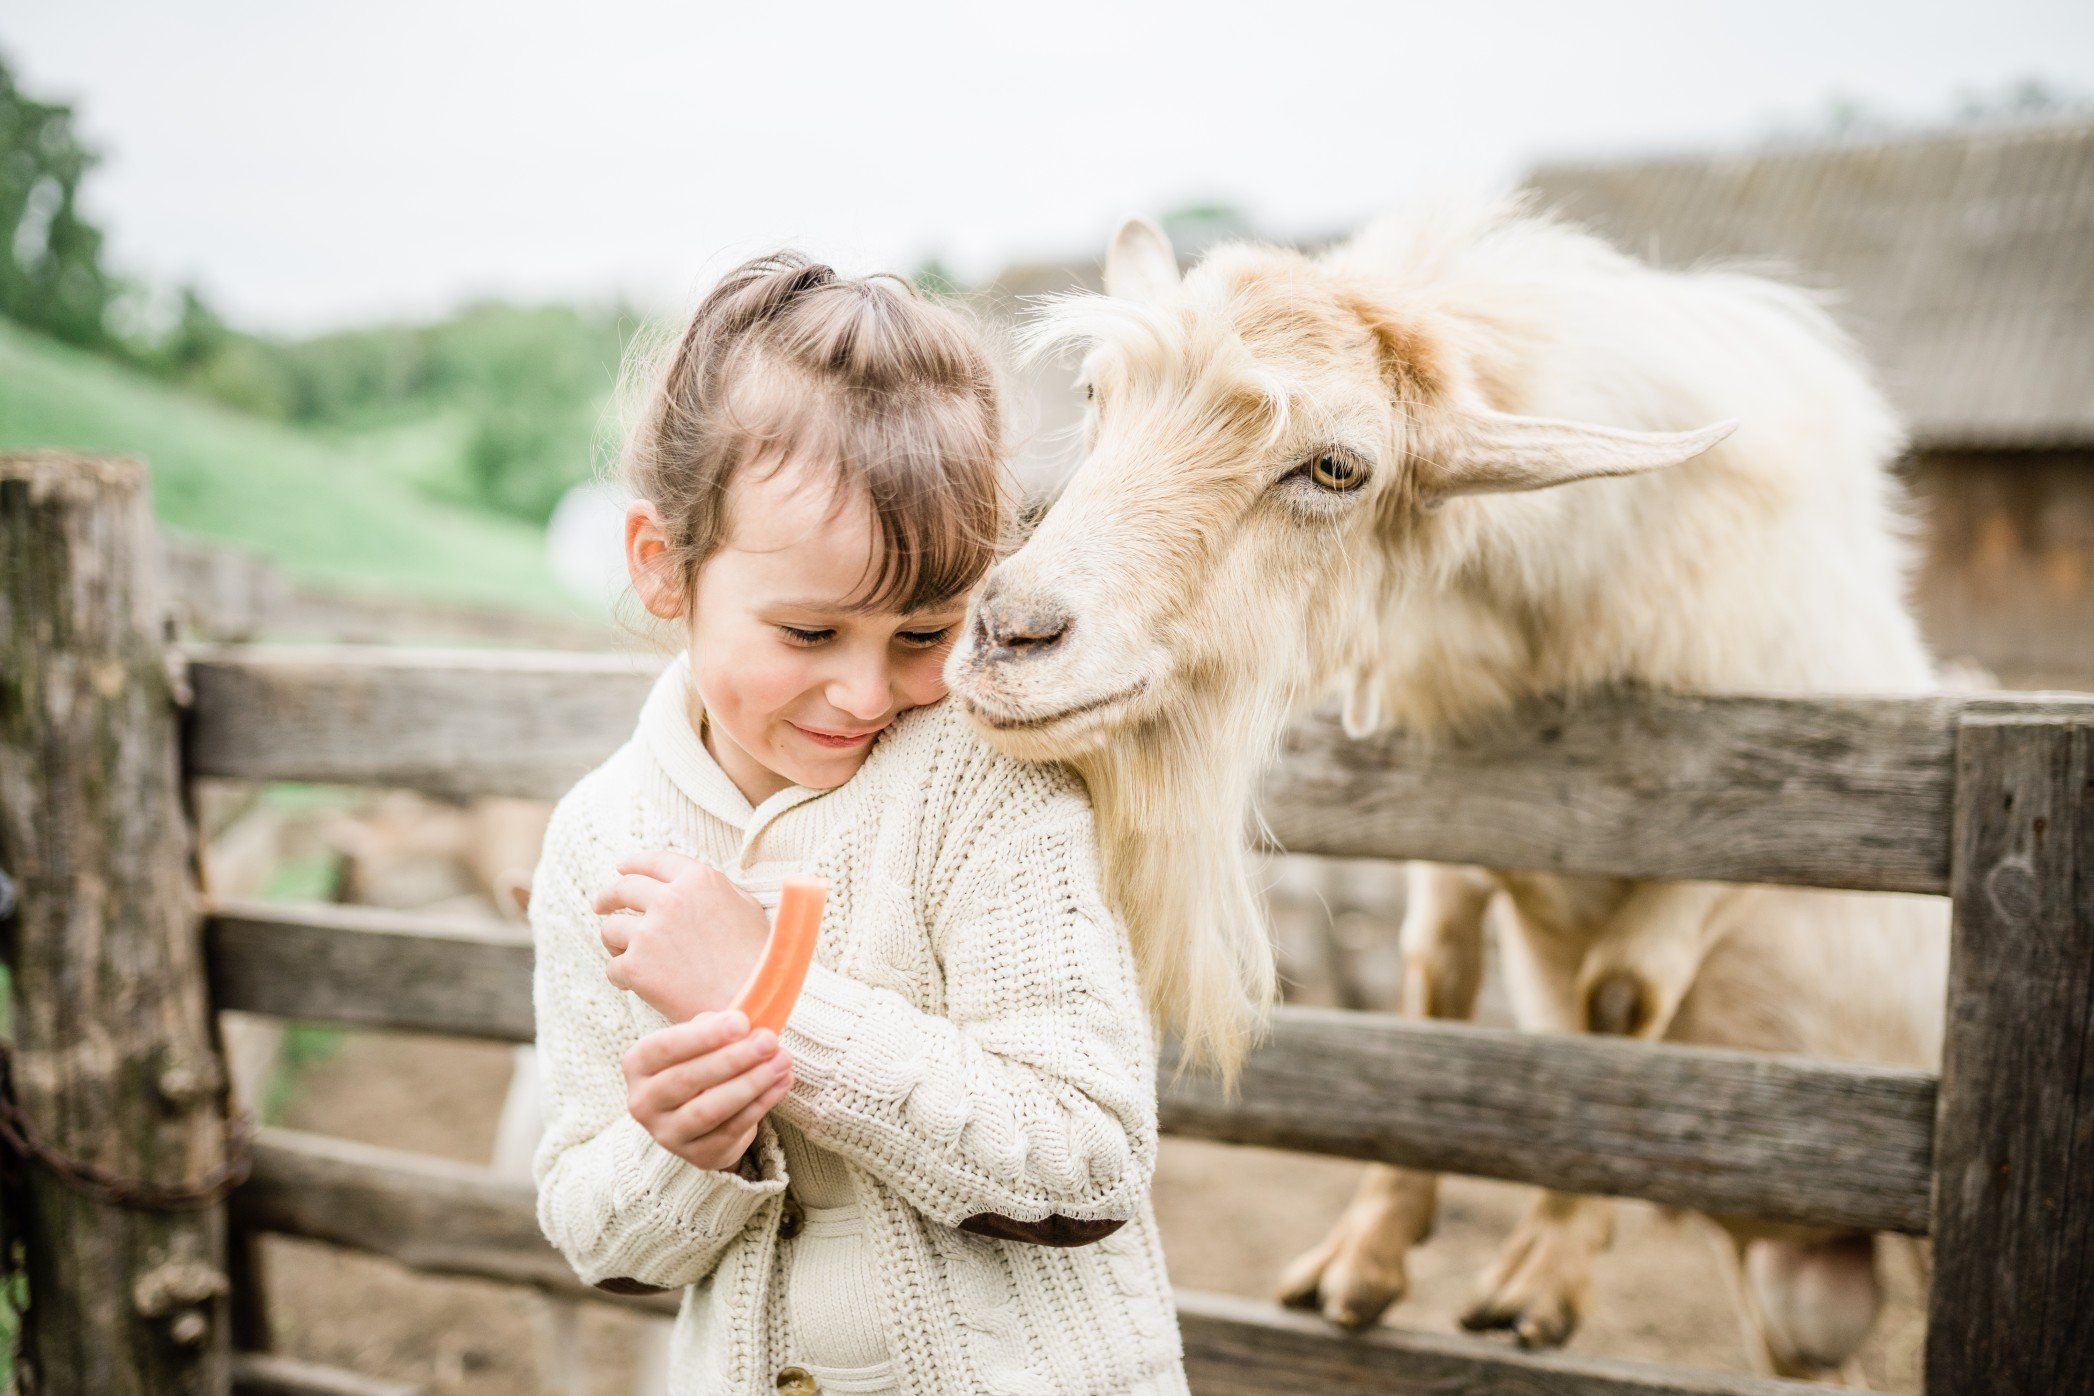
[953,678,1150,736]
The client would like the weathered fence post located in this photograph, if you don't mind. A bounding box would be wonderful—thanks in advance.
[0,452,235,1394]
[1925,712,2094,1393]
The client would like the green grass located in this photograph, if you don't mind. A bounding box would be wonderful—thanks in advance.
[310,408,484,506]
[0,320,589,615]
[262,1021,345,1125]
[1,1271,18,1392]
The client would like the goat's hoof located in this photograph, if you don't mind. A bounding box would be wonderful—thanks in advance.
[1582,970,1652,1037]
[1275,1231,1408,1331]
[1461,1211,1596,1350]
[1460,1289,1579,1350]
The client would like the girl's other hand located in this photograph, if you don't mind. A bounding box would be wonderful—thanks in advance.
[594,850,771,1022]
[622,1010,794,1172]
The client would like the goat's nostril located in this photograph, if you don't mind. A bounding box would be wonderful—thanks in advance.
[981,596,1072,657]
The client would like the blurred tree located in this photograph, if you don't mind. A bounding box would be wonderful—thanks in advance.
[158,284,230,375]
[0,50,121,351]
[188,333,302,418]
[912,254,962,296]
[366,302,626,522]
[1954,76,2093,123]
[465,399,595,523]
[1159,201,1255,259]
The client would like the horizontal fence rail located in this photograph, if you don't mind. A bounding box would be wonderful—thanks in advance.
[1158,1012,1934,1236]
[184,646,656,802]
[182,644,2094,893]
[240,1129,1821,1396]
[230,1354,419,1396]
[1177,1290,1821,1396]
[237,1129,666,1315]
[210,901,536,1043]
[208,900,1936,1234]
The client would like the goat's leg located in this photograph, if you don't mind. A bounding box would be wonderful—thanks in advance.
[1276,862,1492,1327]
[1572,880,1738,1039]
[1463,879,1735,1348]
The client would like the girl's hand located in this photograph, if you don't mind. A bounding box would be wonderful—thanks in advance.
[594,850,771,1022]
[623,1010,794,1172]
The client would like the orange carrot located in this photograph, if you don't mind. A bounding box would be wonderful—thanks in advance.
[730,876,827,1034]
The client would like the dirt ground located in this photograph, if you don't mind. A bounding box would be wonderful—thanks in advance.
[258,1028,1924,1394]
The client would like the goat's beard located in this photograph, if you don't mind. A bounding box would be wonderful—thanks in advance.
[1062,671,1298,1093]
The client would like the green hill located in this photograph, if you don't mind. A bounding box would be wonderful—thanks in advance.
[0,319,587,615]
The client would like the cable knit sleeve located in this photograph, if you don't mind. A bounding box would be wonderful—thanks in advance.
[529,782,789,1289]
[769,760,1158,1239]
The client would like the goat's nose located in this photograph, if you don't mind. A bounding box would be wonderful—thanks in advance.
[975,586,1072,658]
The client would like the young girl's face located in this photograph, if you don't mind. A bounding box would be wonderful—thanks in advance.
[630,455,969,803]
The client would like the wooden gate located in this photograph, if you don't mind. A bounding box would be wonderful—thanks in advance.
[5,454,2089,1394]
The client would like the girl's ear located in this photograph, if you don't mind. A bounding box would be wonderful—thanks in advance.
[624,502,685,620]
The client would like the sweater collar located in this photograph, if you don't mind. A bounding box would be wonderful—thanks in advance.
[638,650,942,862]
[637,651,830,836]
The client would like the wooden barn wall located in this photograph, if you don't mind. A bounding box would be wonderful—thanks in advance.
[1904,448,2094,689]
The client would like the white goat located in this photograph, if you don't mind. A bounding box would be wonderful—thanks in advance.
[943,198,1948,1380]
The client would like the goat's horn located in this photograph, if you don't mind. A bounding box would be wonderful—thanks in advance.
[1428,411,1738,498]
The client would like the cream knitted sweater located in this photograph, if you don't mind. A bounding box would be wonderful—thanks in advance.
[530,654,1189,1395]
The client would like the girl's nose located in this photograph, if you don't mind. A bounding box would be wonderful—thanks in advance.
[827,660,890,721]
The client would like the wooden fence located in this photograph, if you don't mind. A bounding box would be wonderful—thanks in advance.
[4,452,2091,1395]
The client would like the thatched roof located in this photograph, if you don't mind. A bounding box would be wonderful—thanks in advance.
[1525,121,2094,450]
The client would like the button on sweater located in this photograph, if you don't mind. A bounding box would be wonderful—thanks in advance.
[530,653,1189,1394]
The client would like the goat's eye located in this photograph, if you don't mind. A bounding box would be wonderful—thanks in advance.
[1083,382,1095,402]
[1305,453,1365,492]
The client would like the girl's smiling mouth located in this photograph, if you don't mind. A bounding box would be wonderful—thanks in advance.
[791,721,885,748]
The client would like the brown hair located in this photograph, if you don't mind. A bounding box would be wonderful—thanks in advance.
[622,251,1009,615]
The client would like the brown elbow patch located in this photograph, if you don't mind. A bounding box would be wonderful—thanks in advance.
[593,1276,675,1297]
[958,1212,1127,1247]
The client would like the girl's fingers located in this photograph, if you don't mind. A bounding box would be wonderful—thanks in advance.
[598,915,632,955]
[664,1054,793,1145]
[616,850,704,883]
[633,1032,782,1117]
[592,874,663,916]
[707,1072,794,1156]
[624,1010,750,1079]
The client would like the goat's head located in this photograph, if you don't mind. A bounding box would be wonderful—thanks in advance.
[949,216,1734,757]
[944,215,1733,1076]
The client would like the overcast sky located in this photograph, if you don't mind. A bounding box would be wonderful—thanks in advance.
[10,0,2093,333]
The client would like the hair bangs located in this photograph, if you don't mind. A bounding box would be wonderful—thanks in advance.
[837,391,1007,615]
[726,370,1005,617]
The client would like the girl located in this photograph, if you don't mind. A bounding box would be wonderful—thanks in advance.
[528,254,1188,1395]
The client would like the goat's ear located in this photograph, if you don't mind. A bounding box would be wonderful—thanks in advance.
[1104,217,1178,301]
[1423,409,1737,498]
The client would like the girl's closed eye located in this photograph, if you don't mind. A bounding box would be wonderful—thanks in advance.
[775,622,955,648]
